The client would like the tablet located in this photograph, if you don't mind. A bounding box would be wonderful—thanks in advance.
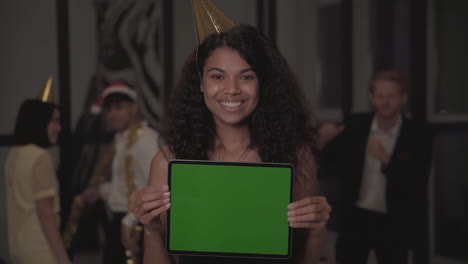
[167,159,294,259]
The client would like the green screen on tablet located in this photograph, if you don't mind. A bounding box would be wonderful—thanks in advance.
[167,160,293,259]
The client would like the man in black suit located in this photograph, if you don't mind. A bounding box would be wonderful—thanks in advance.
[319,70,433,264]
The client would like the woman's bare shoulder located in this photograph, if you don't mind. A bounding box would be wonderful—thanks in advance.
[296,144,317,167]
[151,146,175,168]
[148,146,175,186]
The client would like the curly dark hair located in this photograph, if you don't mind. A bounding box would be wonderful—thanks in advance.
[161,25,317,165]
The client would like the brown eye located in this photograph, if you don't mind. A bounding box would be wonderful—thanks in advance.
[211,75,224,80]
[240,75,255,80]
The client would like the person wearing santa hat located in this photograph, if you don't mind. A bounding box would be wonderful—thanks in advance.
[82,80,160,264]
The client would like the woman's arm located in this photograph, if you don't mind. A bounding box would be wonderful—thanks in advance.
[294,200,327,264]
[289,146,330,264]
[129,148,173,264]
[36,197,72,264]
[33,152,71,264]
[143,220,172,264]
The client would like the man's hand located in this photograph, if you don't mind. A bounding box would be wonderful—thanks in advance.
[367,138,390,165]
[81,186,100,204]
[318,123,344,150]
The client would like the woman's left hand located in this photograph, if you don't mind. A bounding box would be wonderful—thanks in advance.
[288,196,331,229]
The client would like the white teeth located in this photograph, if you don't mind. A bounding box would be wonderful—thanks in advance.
[220,101,243,108]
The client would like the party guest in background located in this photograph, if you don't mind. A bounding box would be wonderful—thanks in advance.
[81,81,159,264]
[319,70,433,264]
[5,96,71,264]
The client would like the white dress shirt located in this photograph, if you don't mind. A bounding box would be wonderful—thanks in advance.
[356,115,402,213]
[99,121,159,227]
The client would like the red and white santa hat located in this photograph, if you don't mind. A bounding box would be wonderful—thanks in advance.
[90,80,137,114]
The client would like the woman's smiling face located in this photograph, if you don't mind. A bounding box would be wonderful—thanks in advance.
[201,47,259,127]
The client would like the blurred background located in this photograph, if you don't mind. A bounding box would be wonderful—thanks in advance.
[0,0,467,263]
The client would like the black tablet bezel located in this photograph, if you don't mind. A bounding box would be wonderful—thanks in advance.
[166,159,294,259]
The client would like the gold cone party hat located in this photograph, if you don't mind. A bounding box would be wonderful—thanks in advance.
[37,76,54,103]
[192,0,235,44]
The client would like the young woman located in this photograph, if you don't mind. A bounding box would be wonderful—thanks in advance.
[129,25,331,264]
[5,99,71,264]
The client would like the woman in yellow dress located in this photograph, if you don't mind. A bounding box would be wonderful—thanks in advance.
[5,99,71,264]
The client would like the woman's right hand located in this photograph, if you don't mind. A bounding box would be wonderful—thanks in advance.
[129,185,171,232]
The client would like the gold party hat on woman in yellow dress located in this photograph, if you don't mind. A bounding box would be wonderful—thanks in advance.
[37,76,54,103]
[192,0,235,44]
